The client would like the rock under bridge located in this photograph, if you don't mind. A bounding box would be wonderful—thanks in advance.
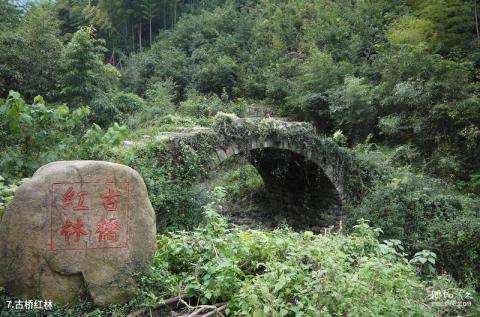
[132,114,371,230]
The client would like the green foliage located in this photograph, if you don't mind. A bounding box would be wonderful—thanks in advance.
[121,80,177,129]
[219,164,264,202]
[61,27,119,105]
[288,48,346,123]
[328,76,376,141]
[178,94,224,118]
[467,173,480,195]
[0,91,88,177]
[89,91,144,128]
[178,93,246,118]
[80,123,129,159]
[410,250,437,277]
[332,130,348,146]
[0,91,128,178]
[387,16,438,50]
[0,4,64,100]
[113,92,145,114]
[348,163,480,287]
[124,139,208,232]
[142,197,473,316]
[89,92,121,128]
[196,55,240,97]
[378,114,403,137]
[145,79,176,113]
[0,0,21,31]
[413,0,474,55]
[0,176,20,220]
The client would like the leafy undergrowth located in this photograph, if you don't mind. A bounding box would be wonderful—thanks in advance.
[349,145,480,289]
[135,188,477,317]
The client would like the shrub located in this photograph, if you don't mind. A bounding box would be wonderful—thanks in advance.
[348,168,480,288]
[139,193,475,316]
[145,79,176,114]
[124,139,207,232]
[0,176,20,220]
[113,92,145,114]
[89,92,121,127]
[195,55,240,97]
[0,91,128,178]
[178,94,225,118]
[328,76,377,141]
[220,164,264,201]
[378,114,403,137]
[178,93,246,119]
[122,80,177,129]
[90,91,144,128]
[467,173,480,195]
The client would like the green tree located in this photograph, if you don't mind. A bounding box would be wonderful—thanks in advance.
[61,27,119,105]
[387,16,438,51]
[413,0,474,55]
[0,0,21,31]
[141,0,161,46]
[328,76,376,141]
[0,4,64,100]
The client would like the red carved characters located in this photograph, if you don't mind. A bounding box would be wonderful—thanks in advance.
[60,218,88,242]
[62,187,89,211]
[100,188,122,212]
[96,218,121,242]
[52,182,129,251]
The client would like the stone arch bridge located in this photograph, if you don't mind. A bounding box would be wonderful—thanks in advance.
[140,114,371,229]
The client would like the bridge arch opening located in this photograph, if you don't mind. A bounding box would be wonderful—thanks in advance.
[211,145,344,232]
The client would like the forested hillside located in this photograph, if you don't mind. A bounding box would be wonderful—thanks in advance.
[1,0,480,316]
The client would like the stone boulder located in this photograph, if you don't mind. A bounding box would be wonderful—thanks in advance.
[0,161,156,306]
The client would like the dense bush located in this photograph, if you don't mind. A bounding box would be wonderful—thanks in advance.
[90,91,146,128]
[89,92,122,127]
[220,164,264,202]
[0,5,63,101]
[0,91,128,179]
[124,139,208,232]
[178,94,225,118]
[145,80,176,111]
[136,190,476,316]
[348,160,480,288]
[0,176,20,220]
[113,92,145,114]
[178,93,246,119]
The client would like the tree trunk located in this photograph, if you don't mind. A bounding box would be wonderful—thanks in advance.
[174,3,177,26]
[163,0,167,29]
[138,23,142,51]
[132,24,135,50]
[149,18,152,46]
[475,0,480,46]
[110,46,115,65]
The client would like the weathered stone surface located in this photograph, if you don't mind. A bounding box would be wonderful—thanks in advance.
[216,149,228,161]
[0,161,156,306]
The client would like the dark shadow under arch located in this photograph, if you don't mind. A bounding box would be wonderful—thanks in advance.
[246,148,343,230]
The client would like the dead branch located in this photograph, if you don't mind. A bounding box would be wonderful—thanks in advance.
[202,304,227,317]
[126,295,186,317]
[178,302,228,317]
